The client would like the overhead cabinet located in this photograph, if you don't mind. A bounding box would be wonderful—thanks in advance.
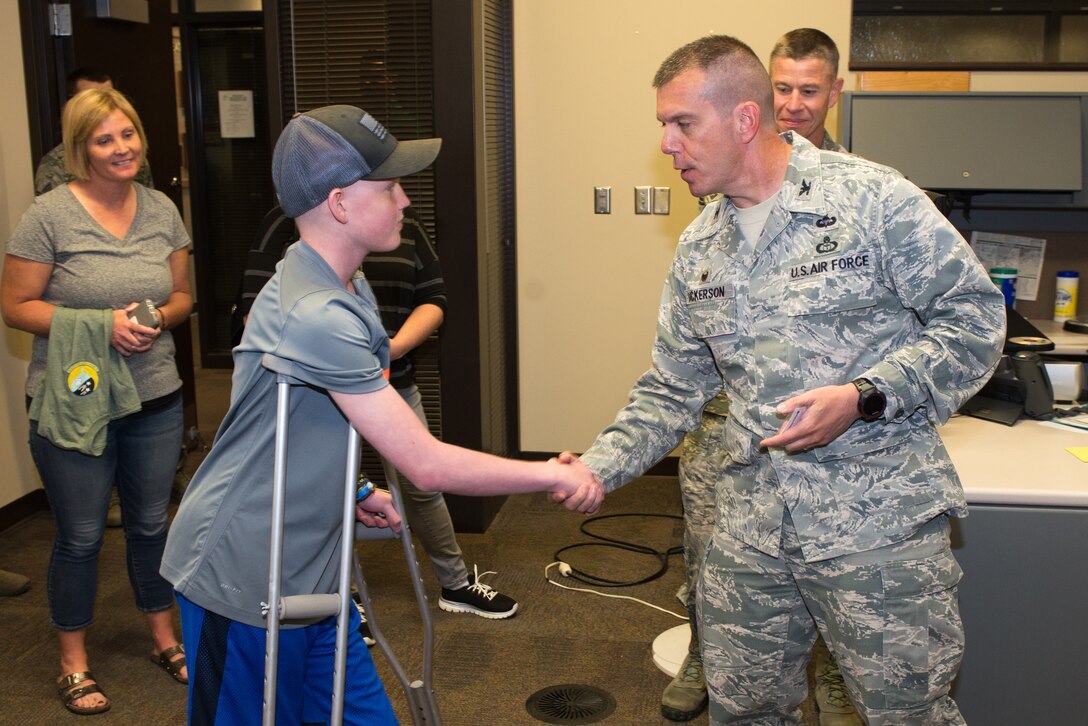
[841,93,1084,194]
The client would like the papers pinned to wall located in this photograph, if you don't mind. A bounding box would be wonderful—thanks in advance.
[969,231,1046,302]
[218,90,255,139]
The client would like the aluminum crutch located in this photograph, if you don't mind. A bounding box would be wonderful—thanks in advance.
[261,353,359,726]
[351,454,442,725]
[260,352,441,725]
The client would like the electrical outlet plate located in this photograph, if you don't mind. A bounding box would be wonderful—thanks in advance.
[653,186,670,214]
[594,186,611,214]
[635,186,652,214]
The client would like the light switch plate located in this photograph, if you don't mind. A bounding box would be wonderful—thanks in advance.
[653,186,670,214]
[594,186,611,214]
[635,186,652,214]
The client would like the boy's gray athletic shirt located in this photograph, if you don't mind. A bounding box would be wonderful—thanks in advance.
[161,240,390,628]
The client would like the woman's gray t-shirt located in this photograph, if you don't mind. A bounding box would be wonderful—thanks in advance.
[6,184,191,402]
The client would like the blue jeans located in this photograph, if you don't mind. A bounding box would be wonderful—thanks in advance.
[29,392,184,630]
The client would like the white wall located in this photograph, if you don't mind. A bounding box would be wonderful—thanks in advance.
[0,3,40,507]
[513,1,1088,454]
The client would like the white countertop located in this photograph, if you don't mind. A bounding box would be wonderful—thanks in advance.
[939,414,1088,508]
[1030,318,1088,356]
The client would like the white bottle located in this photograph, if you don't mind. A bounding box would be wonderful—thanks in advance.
[1054,271,1079,322]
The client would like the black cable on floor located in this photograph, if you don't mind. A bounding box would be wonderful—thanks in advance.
[553,513,684,588]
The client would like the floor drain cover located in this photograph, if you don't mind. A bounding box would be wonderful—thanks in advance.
[525,683,616,724]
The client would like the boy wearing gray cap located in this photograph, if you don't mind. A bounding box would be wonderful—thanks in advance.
[161,106,603,725]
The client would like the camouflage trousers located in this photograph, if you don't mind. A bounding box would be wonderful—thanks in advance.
[699,509,965,726]
[676,410,728,611]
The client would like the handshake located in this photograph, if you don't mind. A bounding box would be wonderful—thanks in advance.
[352,438,605,528]
[546,451,604,515]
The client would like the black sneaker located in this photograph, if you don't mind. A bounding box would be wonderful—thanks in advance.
[351,591,376,647]
[438,565,518,619]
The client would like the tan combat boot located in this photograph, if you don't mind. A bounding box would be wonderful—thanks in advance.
[662,607,708,721]
[813,637,863,726]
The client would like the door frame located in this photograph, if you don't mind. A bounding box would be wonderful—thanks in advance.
[174,5,268,368]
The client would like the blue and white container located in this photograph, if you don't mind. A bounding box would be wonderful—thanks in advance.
[990,268,1017,307]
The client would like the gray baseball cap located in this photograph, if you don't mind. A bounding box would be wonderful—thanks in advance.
[272,105,442,218]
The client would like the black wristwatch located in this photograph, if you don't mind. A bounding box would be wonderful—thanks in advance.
[852,378,886,422]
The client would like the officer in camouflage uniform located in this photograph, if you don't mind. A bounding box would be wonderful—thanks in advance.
[771,28,856,726]
[663,28,854,724]
[664,397,726,721]
[769,28,846,155]
[574,34,1003,725]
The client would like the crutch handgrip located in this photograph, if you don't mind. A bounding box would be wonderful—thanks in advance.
[279,593,341,620]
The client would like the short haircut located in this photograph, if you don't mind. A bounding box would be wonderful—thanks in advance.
[62,87,148,182]
[769,28,840,76]
[65,67,112,98]
[652,34,774,125]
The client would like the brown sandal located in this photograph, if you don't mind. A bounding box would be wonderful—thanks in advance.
[57,671,110,716]
[151,643,188,684]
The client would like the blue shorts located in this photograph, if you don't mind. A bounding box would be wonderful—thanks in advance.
[176,592,397,725]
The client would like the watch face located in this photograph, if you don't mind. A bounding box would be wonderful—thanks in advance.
[862,393,885,417]
[854,378,885,419]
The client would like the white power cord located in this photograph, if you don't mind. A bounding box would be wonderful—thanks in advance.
[545,561,688,620]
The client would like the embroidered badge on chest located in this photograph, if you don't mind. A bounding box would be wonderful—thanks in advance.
[66,361,100,396]
[815,236,838,254]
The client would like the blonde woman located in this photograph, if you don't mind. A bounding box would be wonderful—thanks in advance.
[2,87,191,715]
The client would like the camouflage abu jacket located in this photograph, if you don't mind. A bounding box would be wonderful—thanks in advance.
[699,131,842,420]
[581,132,1004,560]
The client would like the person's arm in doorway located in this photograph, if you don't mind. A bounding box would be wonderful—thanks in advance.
[389,303,442,361]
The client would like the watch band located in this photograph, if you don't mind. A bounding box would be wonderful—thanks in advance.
[356,477,376,503]
[852,378,886,422]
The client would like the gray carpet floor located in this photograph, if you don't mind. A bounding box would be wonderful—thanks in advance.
[0,475,822,725]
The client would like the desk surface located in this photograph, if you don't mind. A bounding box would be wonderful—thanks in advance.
[940,414,1087,507]
[1030,318,1088,356]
